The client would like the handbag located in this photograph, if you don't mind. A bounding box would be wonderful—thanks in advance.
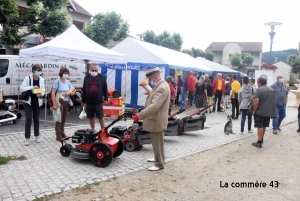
[20,76,31,101]
[47,79,60,107]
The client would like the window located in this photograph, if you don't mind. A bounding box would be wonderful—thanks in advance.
[73,20,84,31]
[229,54,232,59]
[0,59,9,78]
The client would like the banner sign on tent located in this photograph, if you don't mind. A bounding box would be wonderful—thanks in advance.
[100,63,167,71]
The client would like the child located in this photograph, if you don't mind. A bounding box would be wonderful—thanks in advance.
[206,79,213,113]
[297,105,300,133]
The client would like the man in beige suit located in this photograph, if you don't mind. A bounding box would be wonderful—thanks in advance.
[133,67,170,171]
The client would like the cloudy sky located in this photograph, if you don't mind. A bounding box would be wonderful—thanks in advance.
[75,0,299,52]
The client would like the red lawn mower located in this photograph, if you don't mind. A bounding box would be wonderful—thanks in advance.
[59,109,134,168]
[109,101,192,152]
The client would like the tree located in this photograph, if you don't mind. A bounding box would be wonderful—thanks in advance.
[230,52,254,70]
[204,51,214,61]
[287,54,300,74]
[0,0,69,55]
[142,30,183,51]
[191,47,205,58]
[83,11,130,47]
[182,49,194,57]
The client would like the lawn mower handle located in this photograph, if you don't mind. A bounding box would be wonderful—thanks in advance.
[168,103,191,119]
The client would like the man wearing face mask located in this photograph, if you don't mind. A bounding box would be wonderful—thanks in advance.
[270,74,289,134]
[133,67,170,171]
[82,64,108,131]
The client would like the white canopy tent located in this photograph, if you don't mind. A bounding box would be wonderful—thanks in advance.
[19,25,127,125]
[104,37,213,107]
[195,57,240,74]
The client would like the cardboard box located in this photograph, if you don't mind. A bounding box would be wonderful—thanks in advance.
[103,106,123,118]
[103,97,123,107]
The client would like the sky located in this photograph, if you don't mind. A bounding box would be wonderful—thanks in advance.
[75,0,300,52]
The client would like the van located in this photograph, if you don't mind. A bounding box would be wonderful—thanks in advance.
[0,55,86,100]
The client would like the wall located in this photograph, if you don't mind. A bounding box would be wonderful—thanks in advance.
[274,61,291,82]
[222,43,242,66]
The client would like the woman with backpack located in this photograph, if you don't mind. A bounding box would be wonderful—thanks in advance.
[51,66,75,141]
[238,76,254,135]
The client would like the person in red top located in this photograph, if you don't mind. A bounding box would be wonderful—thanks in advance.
[212,73,225,112]
[186,71,197,105]
[166,76,176,115]
[175,75,183,105]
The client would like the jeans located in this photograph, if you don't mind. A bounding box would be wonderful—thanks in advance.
[23,99,40,139]
[240,109,252,132]
[188,91,194,105]
[175,91,181,105]
[298,117,300,129]
[213,90,222,111]
[272,105,286,130]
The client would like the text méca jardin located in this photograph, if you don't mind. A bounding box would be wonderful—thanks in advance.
[220,181,279,188]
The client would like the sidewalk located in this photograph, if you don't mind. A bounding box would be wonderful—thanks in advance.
[0,94,298,201]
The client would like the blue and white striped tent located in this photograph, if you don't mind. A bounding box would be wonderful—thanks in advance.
[99,37,213,108]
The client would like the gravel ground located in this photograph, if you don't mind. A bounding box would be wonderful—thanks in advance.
[44,121,300,201]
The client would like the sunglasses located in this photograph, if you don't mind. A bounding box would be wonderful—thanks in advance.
[91,70,98,72]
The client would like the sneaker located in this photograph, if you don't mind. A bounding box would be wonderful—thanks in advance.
[239,132,243,135]
[248,130,253,133]
[277,127,281,131]
[273,130,277,134]
[209,110,211,114]
[25,139,30,146]
[147,158,156,162]
[35,136,41,143]
[252,142,262,148]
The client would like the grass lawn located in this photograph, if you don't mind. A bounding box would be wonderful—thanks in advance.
[0,155,27,165]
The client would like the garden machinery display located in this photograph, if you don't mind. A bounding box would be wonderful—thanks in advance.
[59,109,134,167]
[0,99,22,127]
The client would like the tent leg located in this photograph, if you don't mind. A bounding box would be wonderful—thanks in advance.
[181,70,186,108]
[44,56,49,127]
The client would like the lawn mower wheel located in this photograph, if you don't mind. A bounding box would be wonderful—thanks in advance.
[110,134,124,158]
[89,142,113,168]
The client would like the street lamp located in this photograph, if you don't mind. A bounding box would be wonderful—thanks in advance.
[264,22,282,64]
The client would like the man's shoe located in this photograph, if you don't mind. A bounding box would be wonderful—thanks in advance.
[297,129,300,133]
[277,127,281,131]
[25,139,30,146]
[205,111,208,113]
[35,136,41,143]
[248,130,253,133]
[239,132,243,135]
[273,130,277,134]
[148,166,163,171]
[252,142,262,148]
[209,110,212,114]
[147,158,156,162]
[217,109,224,112]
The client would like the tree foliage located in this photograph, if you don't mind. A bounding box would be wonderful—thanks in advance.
[181,47,214,61]
[83,11,130,47]
[142,30,183,51]
[262,49,298,63]
[0,0,69,54]
[287,54,300,74]
[230,52,254,70]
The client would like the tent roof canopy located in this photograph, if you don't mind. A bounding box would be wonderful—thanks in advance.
[19,25,126,64]
[112,37,212,73]
[196,57,240,74]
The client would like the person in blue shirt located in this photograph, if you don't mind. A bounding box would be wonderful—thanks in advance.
[51,66,75,141]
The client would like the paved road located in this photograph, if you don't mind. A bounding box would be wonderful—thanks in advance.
[0,95,298,201]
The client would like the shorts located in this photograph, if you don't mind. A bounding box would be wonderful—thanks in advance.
[85,103,104,119]
[254,114,270,128]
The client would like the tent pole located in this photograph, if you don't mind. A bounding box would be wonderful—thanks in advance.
[44,56,49,127]
[123,63,127,112]
[18,57,21,111]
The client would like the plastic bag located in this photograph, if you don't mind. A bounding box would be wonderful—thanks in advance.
[50,107,61,122]
[79,108,87,119]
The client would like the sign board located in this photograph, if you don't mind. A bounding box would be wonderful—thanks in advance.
[254,70,277,87]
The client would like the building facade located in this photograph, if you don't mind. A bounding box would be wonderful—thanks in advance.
[205,42,263,77]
